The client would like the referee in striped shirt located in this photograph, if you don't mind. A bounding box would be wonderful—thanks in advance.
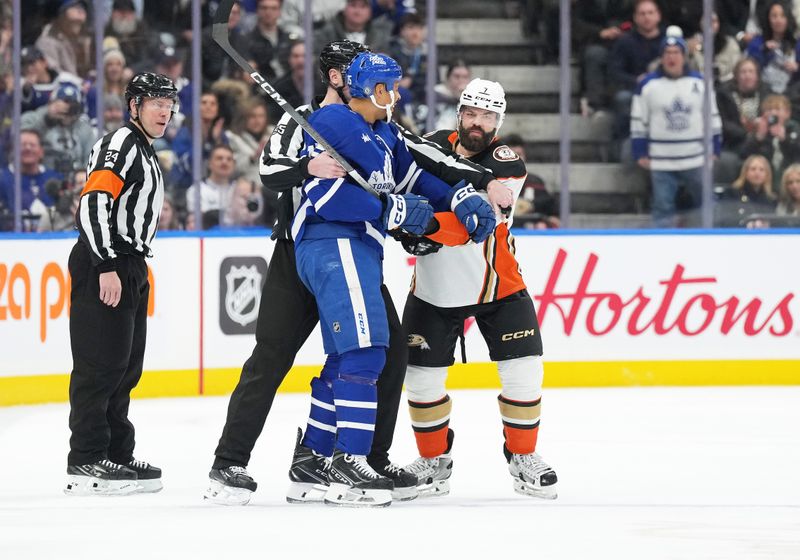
[65,73,177,496]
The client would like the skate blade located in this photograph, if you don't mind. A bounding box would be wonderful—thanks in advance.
[203,479,253,506]
[417,479,450,498]
[323,483,392,508]
[134,479,163,494]
[64,475,138,497]
[512,479,558,500]
[286,482,328,504]
[391,485,419,502]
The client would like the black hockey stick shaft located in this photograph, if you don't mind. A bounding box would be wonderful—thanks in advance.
[211,0,378,198]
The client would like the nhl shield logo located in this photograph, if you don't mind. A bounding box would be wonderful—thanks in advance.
[225,266,262,326]
[219,257,268,335]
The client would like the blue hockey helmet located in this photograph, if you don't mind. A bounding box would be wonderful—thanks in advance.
[345,52,403,99]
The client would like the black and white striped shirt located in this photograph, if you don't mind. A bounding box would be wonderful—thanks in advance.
[259,102,495,241]
[77,123,164,272]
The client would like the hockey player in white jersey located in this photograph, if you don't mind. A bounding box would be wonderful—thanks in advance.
[401,79,558,499]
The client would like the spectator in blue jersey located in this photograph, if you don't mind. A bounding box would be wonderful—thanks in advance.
[0,129,63,231]
[746,1,800,94]
[631,35,722,227]
[20,82,96,175]
[608,0,665,145]
[21,45,83,114]
[291,51,494,507]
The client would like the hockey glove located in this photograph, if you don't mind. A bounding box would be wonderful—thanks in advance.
[390,230,444,256]
[382,193,434,236]
[447,180,496,243]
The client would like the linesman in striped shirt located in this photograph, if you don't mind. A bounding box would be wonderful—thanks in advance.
[64,73,177,497]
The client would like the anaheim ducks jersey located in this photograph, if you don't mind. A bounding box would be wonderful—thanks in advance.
[411,130,528,308]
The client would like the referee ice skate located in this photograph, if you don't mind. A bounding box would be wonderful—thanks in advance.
[65,73,178,496]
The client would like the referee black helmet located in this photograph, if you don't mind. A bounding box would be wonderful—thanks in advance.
[125,72,179,115]
[318,40,369,85]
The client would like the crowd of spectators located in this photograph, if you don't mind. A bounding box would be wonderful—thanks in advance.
[560,0,800,227]
[1,0,483,232]
[0,0,562,232]
[3,0,800,232]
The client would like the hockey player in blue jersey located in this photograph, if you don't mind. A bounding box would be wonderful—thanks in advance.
[291,51,495,507]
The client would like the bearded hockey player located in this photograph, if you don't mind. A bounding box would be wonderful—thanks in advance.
[402,78,559,499]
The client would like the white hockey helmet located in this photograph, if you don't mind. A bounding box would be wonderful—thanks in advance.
[457,78,507,130]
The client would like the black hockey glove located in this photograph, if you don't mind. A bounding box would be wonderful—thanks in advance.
[390,230,443,256]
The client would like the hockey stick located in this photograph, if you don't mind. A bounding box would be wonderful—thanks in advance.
[211,0,379,198]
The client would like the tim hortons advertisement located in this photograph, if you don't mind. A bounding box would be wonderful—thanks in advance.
[1,232,798,379]
[380,233,800,363]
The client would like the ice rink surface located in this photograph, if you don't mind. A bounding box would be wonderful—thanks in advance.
[1,386,799,559]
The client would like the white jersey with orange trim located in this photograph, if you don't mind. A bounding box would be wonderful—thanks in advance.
[411,131,528,308]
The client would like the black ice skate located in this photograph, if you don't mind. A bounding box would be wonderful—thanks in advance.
[204,465,258,506]
[125,459,163,493]
[504,444,558,499]
[325,451,393,507]
[369,460,419,501]
[286,428,331,504]
[404,428,454,497]
[64,459,138,496]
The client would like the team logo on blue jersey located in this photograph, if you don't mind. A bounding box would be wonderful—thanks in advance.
[664,98,691,131]
[367,152,395,193]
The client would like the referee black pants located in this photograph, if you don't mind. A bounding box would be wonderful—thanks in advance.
[213,239,407,469]
[67,242,150,466]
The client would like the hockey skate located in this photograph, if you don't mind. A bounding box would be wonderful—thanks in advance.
[64,459,138,496]
[125,459,163,493]
[286,428,331,504]
[324,451,393,508]
[204,465,258,506]
[370,461,419,501]
[404,428,454,497]
[505,445,558,499]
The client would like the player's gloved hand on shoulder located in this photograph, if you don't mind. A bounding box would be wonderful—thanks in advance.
[447,180,496,243]
[381,193,434,235]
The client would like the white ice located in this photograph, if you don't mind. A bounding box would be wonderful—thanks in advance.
[1,387,799,559]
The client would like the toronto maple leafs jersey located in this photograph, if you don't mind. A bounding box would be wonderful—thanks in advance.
[631,68,722,171]
[291,104,454,254]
